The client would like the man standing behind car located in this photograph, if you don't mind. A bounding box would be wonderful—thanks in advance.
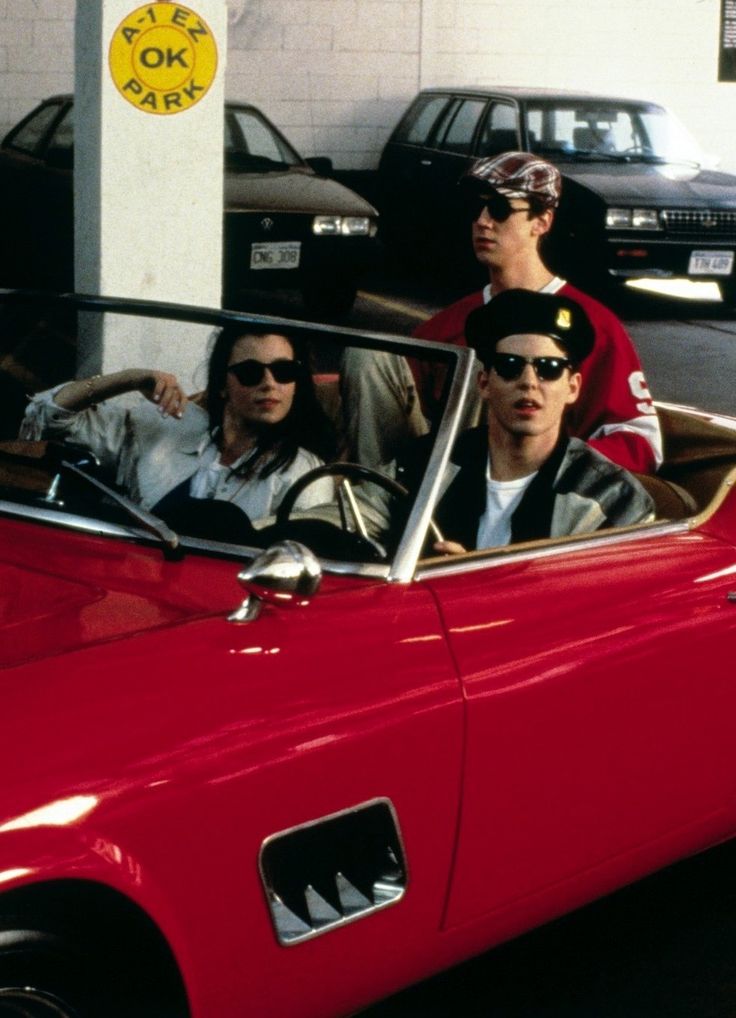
[342,152,662,475]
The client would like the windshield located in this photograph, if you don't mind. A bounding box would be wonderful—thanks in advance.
[224,106,304,172]
[526,100,706,165]
[0,293,467,578]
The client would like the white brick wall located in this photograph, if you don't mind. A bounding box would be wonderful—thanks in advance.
[1,0,735,170]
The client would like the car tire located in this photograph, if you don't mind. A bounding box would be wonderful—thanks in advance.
[718,279,736,306]
[0,926,100,1018]
[0,921,185,1018]
[301,276,358,318]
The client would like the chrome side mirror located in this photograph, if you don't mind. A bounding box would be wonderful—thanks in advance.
[228,540,322,623]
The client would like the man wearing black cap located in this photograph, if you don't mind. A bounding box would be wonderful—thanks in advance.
[342,151,662,477]
[431,289,654,552]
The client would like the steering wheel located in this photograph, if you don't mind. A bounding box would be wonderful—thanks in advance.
[275,462,410,563]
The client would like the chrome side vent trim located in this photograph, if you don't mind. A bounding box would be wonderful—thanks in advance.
[260,799,407,945]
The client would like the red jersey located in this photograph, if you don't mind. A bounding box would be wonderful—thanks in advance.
[412,283,662,474]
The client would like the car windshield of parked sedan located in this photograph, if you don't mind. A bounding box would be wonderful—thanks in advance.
[225,106,304,172]
[527,100,706,166]
[0,293,469,578]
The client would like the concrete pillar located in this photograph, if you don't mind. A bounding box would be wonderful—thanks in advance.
[74,1,227,390]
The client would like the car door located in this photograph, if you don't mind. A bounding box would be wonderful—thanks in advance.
[413,95,489,256]
[474,99,522,158]
[422,520,736,932]
[378,92,454,249]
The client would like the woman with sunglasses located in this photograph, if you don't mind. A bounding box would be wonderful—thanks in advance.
[429,290,654,554]
[20,325,335,531]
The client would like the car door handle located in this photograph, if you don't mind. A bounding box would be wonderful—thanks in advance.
[420,159,432,166]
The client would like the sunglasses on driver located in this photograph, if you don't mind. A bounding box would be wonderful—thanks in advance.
[487,352,573,382]
[462,189,531,223]
[228,359,302,387]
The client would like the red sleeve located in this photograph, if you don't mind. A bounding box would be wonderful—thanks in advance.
[560,284,662,474]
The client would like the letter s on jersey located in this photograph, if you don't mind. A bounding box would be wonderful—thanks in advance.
[629,371,656,415]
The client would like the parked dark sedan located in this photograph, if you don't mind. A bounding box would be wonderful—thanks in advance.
[378,87,736,300]
[0,95,378,315]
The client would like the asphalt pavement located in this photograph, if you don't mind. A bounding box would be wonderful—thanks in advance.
[361,838,736,1017]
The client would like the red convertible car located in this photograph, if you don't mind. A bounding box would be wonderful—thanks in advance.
[0,290,736,1017]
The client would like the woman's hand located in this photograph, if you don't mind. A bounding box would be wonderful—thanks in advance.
[142,370,188,419]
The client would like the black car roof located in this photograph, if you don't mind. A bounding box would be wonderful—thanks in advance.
[416,86,665,108]
[35,94,260,114]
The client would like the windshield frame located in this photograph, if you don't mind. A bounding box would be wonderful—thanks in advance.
[0,289,474,583]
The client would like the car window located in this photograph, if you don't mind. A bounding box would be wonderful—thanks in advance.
[635,107,705,164]
[477,102,520,156]
[42,106,75,168]
[525,102,644,155]
[4,102,64,156]
[0,294,465,578]
[436,99,487,154]
[225,108,301,170]
[393,94,451,146]
[49,107,74,152]
[525,100,705,164]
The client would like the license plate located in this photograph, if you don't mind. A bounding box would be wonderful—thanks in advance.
[250,241,301,270]
[688,250,734,276]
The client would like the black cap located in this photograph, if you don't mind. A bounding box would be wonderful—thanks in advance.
[465,289,595,367]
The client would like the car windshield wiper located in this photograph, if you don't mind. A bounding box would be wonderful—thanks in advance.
[633,154,703,168]
[564,149,635,162]
[533,145,631,162]
[531,145,570,156]
[541,145,703,169]
[225,151,292,172]
[60,459,181,557]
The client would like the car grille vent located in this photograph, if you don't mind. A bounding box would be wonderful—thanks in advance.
[260,799,407,945]
[662,209,736,236]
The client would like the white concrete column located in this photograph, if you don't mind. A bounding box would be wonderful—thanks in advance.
[74,1,227,389]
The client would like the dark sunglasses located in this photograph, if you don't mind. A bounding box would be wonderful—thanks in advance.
[463,190,530,223]
[228,358,301,386]
[488,352,572,382]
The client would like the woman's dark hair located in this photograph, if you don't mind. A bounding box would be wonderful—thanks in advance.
[205,324,335,479]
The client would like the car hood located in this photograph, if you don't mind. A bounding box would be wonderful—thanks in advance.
[224,169,376,216]
[0,519,362,670]
[559,160,736,208]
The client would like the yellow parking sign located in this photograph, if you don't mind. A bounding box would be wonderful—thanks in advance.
[109,4,218,115]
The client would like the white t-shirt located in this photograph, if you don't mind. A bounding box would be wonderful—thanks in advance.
[481,276,565,304]
[476,456,538,548]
